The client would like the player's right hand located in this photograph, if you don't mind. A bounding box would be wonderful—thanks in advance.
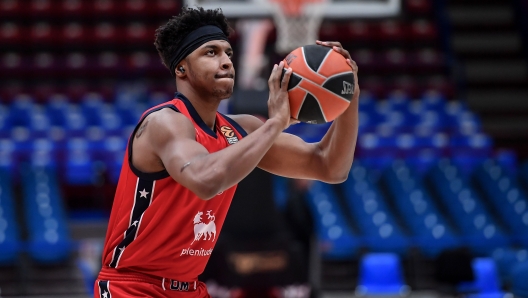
[268,61,296,130]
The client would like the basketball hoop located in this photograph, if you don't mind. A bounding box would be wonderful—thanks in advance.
[265,0,328,54]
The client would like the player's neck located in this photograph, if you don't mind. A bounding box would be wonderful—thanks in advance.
[179,87,220,130]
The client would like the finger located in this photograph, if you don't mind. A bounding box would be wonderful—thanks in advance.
[281,67,292,91]
[289,118,300,125]
[275,61,286,88]
[268,64,278,90]
[346,58,358,70]
[320,41,343,48]
[333,46,351,59]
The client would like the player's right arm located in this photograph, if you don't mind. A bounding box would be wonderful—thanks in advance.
[142,62,293,200]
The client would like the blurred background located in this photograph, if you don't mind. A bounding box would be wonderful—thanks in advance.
[1,0,528,297]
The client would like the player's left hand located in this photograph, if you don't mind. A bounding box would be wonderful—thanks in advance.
[316,40,359,100]
[316,40,354,70]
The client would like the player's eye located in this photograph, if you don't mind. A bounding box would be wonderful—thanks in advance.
[227,52,233,59]
[207,50,215,56]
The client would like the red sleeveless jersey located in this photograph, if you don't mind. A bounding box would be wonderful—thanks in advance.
[99,93,247,281]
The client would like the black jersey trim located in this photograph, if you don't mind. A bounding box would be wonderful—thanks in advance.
[109,178,155,268]
[175,92,218,139]
[127,104,180,181]
[220,113,248,138]
[98,280,112,298]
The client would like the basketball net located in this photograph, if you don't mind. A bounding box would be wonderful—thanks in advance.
[266,0,328,54]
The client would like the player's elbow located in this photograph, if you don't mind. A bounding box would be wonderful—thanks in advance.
[191,171,227,200]
[320,163,351,184]
[323,171,349,184]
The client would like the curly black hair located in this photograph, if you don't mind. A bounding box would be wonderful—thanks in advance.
[154,7,233,76]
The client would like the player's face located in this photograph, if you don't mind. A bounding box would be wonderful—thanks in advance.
[185,40,235,100]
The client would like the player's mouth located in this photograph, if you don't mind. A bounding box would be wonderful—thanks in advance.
[215,73,234,79]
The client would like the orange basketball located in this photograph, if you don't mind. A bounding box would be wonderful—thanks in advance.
[282,44,355,124]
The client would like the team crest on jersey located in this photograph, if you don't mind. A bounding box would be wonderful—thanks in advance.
[191,210,216,245]
[220,126,239,145]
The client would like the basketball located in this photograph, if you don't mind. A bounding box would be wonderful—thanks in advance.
[282,44,355,124]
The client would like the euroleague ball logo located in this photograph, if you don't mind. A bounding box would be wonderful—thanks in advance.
[220,125,239,145]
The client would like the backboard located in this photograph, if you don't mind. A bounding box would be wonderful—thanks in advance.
[183,0,401,19]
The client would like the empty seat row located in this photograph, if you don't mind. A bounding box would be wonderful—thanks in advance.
[320,19,438,42]
[0,52,166,78]
[342,163,410,254]
[475,161,528,246]
[0,168,72,265]
[383,161,460,256]
[2,22,158,46]
[429,160,510,255]
[0,0,180,19]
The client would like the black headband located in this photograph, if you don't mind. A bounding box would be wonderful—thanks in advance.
[168,25,229,77]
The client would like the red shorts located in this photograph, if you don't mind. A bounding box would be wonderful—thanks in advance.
[94,268,211,298]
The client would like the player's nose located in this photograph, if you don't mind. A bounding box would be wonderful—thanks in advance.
[220,53,232,70]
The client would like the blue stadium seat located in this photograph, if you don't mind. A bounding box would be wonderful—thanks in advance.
[451,134,492,175]
[80,93,105,126]
[65,138,97,185]
[383,161,460,256]
[356,253,409,296]
[475,160,528,246]
[0,139,15,172]
[421,90,446,111]
[8,94,34,127]
[22,167,72,263]
[304,181,360,259]
[358,133,397,171]
[0,170,21,265]
[458,258,505,298]
[492,248,528,285]
[46,94,70,126]
[342,162,410,254]
[429,159,510,255]
[510,261,528,298]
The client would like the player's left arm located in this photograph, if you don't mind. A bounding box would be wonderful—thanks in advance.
[231,41,359,184]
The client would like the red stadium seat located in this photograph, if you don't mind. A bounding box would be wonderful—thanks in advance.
[351,49,376,71]
[62,23,87,47]
[125,22,151,45]
[1,22,24,45]
[64,52,88,78]
[0,53,24,79]
[383,48,409,70]
[378,20,406,42]
[97,51,121,76]
[29,0,59,17]
[411,48,444,73]
[93,0,117,17]
[391,76,420,99]
[346,21,373,41]
[125,0,153,17]
[92,22,118,45]
[409,19,437,42]
[0,0,23,19]
[62,0,92,17]
[31,22,56,45]
[155,0,179,16]
[32,52,57,78]
[425,76,455,99]
[406,0,432,15]
[127,51,151,72]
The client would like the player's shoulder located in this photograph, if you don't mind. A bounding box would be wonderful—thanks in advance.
[144,107,195,138]
[225,114,265,134]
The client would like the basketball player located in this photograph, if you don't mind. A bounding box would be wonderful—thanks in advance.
[95,7,359,298]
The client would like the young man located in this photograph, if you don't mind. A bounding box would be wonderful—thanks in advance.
[95,7,359,298]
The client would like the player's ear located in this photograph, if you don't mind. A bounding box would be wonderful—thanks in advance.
[175,64,186,78]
